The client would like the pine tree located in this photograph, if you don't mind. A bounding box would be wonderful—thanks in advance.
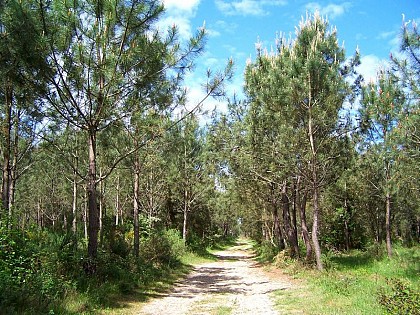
[360,70,406,257]
[243,12,360,269]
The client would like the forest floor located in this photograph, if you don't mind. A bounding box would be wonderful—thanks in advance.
[135,240,300,315]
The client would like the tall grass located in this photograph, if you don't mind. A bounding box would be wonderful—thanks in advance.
[273,244,420,314]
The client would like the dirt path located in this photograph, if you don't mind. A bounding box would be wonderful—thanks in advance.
[137,240,295,315]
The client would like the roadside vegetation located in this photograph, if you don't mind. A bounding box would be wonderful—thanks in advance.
[253,242,420,314]
[0,223,229,314]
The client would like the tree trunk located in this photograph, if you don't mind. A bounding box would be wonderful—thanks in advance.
[282,183,299,257]
[296,176,312,260]
[182,140,188,242]
[312,184,323,270]
[343,189,350,251]
[115,175,120,226]
[182,188,188,242]
[37,199,43,228]
[99,168,105,247]
[87,130,99,259]
[271,183,285,249]
[83,188,88,240]
[385,191,392,258]
[72,168,78,235]
[308,108,323,270]
[291,184,299,254]
[2,83,12,220]
[7,109,19,216]
[133,154,140,257]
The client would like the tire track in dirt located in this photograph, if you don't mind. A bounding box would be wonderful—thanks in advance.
[137,241,294,315]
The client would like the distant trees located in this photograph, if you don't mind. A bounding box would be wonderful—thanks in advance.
[0,0,46,222]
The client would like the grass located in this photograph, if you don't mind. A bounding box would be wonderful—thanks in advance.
[272,244,420,315]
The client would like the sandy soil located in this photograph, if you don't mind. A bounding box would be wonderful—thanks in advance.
[137,241,295,315]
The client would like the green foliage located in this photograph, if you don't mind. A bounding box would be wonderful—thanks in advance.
[0,225,75,313]
[378,278,420,315]
[140,229,187,267]
[274,245,420,315]
[255,240,279,262]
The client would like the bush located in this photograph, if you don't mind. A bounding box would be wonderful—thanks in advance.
[0,226,75,313]
[365,242,386,260]
[140,229,186,267]
[378,278,420,314]
[256,240,278,262]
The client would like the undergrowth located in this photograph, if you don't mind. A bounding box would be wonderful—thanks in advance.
[0,225,222,314]
[272,243,420,315]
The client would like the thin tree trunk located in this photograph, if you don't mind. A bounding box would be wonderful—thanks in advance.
[115,175,120,226]
[84,188,88,240]
[291,184,299,254]
[343,185,350,251]
[182,140,188,242]
[37,199,42,228]
[282,183,299,257]
[308,105,323,270]
[385,191,392,258]
[133,153,140,257]
[312,184,323,270]
[296,176,312,260]
[8,109,19,216]
[87,130,99,259]
[2,83,12,221]
[271,183,285,249]
[99,168,105,247]
[182,188,188,242]
[72,168,78,235]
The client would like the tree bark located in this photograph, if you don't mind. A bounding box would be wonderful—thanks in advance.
[297,185,312,261]
[133,153,140,257]
[87,130,99,259]
[312,184,323,270]
[99,168,105,247]
[2,83,12,220]
[115,175,120,226]
[72,168,78,235]
[282,183,299,257]
[385,191,392,258]
[271,183,285,249]
[182,188,188,242]
[83,188,88,240]
[308,105,323,270]
[182,140,188,242]
[8,109,19,217]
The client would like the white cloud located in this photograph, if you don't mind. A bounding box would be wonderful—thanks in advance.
[357,54,386,84]
[377,30,395,40]
[215,0,287,16]
[158,0,201,40]
[305,2,351,19]
[162,0,200,13]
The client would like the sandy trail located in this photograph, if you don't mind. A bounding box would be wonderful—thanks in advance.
[137,241,293,315]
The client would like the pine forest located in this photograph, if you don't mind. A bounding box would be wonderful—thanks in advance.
[0,1,419,314]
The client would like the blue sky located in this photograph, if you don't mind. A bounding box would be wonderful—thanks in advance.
[161,0,420,114]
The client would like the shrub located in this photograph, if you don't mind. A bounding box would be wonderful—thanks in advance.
[378,278,420,315]
[0,226,75,313]
[256,240,278,262]
[140,229,186,267]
